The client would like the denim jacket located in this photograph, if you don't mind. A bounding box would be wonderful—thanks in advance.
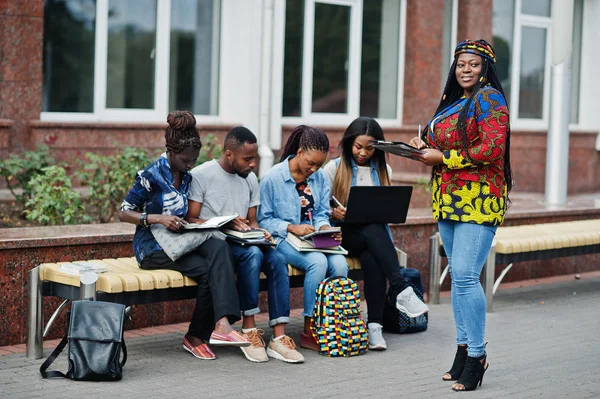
[258,155,332,240]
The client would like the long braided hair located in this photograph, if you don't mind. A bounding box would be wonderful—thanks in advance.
[280,125,329,162]
[426,39,513,196]
[165,110,202,153]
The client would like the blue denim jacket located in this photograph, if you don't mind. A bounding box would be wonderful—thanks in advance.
[258,155,332,240]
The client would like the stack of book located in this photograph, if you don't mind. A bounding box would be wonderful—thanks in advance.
[222,228,275,247]
[285,232,347,255]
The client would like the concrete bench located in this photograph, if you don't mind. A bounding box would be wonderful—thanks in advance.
[27,250,407,359]
[427,219,600,312]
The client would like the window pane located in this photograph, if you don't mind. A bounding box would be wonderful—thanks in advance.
[492,0,514,106]
[440,0,454,91]
[521,0,551,17]
[312,3,350,113]
[43,0,96,112]
[106,0,156,109]
[519,26,546,119]
[282,0,305,116]
[170,0,220,115]
[570,0,583,124]
[360,0,400,119]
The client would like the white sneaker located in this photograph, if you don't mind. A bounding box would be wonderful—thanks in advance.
[367,323,387,351]
[240,328,268,363]
[396,286,430,318]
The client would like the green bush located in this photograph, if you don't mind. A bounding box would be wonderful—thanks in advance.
[197,133,223,165]
[0,145,56,207]
[25,166,89,225]
[77,148,153,223]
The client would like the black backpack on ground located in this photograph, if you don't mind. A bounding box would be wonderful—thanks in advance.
[383,268,429,334]
[40,300,127,381]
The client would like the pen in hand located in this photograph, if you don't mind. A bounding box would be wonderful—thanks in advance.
[308,211,313,227]
[331,195,346,211]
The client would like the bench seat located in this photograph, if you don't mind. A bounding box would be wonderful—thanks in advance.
[39,256,363,294]
[428,219,600,312]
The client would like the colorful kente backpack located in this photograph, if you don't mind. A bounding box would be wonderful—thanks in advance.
[310,276,369,357]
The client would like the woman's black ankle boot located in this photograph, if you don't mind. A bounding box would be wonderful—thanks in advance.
[452,353,489,391]
[442,345,468,381]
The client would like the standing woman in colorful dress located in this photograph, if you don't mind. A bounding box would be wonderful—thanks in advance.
[409,39,512,391]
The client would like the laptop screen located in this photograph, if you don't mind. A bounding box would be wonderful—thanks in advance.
[343,186,413,224]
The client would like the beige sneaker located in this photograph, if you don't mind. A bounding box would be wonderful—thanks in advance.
[240,329,268,363]
[267,335,305,363]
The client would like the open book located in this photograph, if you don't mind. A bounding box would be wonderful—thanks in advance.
[286,233,348,255]
[369,140,425,159]
[60,261,108,275]
[300,227,341,248]
[183,214,238,230]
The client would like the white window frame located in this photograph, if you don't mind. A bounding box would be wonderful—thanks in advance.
[510,0,552,130]
[281,0,407,128]
[40,0,222,124]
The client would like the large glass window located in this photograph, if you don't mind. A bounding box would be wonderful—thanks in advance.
[312,3,350,113]
[43,0,96,112]
[518,26,546,119]
[42,0,220,120]
[106,0,156,109]
[282,0,404,121]
[169,0,220,115]
[493,0,585,125]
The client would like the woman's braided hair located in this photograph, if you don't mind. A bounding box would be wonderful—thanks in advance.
[280,125,329,162]
[428,39,513,195]
[165,110,202,153]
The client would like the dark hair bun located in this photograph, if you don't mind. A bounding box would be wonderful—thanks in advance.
[167,110,196,130]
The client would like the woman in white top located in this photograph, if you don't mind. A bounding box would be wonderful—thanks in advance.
[323,117,429,351]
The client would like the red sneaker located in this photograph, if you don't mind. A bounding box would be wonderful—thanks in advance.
[299,332,320,351]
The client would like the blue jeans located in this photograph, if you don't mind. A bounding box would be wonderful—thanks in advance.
[438,220,497,358]
[276,239,348,317]
[229,243,290,327]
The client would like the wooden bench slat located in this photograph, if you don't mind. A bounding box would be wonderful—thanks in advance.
[93,259,157,290]
[58,261,141,292]
[114,257,186,288]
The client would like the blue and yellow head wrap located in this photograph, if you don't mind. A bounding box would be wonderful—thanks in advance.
[454,39,496,64]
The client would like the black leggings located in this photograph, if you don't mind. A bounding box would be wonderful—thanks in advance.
[141,238,240,340]
[341,223,408,324]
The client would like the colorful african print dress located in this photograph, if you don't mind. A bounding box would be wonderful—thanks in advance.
[425,85,509,226]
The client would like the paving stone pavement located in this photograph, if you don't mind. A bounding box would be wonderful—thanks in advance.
[1,275,599,399]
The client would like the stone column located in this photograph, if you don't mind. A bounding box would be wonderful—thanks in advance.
[0,1,44,153]
[456,0,493,43]
[402,0,446,125]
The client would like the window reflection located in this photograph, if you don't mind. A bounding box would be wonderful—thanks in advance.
[106,0,156,109]
[519,26,546,119]
[311,3,350,113]
[43,0,96,112]
[170,0,219,115]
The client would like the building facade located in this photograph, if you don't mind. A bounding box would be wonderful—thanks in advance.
[1,0,599,194]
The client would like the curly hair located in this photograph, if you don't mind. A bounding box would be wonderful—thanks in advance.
[165,110,202,153]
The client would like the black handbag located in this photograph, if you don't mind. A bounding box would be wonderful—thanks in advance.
[40,300,127,381]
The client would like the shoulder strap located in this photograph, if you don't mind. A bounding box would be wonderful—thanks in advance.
[39,335,68,379]
[120,340,127,367]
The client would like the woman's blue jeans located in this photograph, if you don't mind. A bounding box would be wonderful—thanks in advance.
[276,239,348,317]
[438,220,497,357]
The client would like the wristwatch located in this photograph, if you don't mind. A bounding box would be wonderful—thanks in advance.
[140,212,149,227]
